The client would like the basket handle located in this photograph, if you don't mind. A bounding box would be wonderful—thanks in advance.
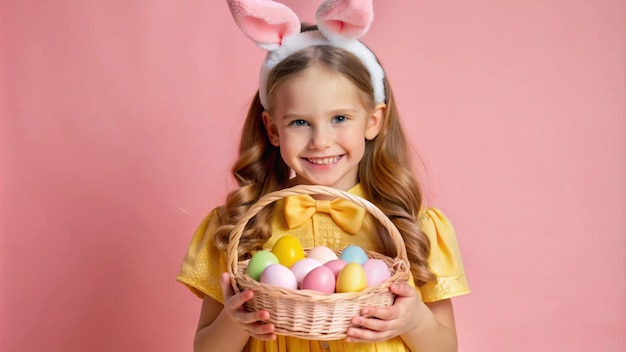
[226,184,409,285]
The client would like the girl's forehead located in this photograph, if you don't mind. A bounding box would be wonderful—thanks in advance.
[288,64,341,81]
[278,68,357,99]
[272,69,370,116]
[287,65,346,85]
[282,64,366,96]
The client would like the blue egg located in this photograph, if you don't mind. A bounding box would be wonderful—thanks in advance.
[339,245,368,265]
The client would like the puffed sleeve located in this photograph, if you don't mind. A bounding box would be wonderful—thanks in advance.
[418,208,471,302]
[176,208,228,303]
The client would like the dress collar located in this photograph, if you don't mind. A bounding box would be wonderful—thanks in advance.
[346,183,365,198]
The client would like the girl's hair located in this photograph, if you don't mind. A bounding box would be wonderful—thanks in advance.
[213,31,435,286]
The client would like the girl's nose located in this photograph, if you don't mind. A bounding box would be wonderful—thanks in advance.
[310,126,332,149]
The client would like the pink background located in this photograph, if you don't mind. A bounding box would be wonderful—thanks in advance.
[1,1,624,351]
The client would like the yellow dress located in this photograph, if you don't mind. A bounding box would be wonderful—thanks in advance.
[177,184,470,352]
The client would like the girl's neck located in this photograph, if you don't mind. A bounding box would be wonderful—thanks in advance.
[285,178,359,199]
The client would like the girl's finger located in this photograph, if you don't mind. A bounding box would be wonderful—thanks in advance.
[219,272,235,300]
[389,281,417,298]
[220,273,255,311]
[234,309,256,324]
[351,313,389,332]
[235,308,271,325]
[346,323,391,343]
[359,305,397,322]
[245,321,276,336]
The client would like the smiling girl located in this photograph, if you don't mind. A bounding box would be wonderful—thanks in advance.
[177,1,470,351]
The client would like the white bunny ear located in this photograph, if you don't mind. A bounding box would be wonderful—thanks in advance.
[316,0,374,43]
[227,0,301,50]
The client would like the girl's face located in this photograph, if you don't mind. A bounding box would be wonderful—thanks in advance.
[263,65,385,191]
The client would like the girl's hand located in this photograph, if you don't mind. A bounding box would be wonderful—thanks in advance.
[219,272,277,341]
[345,281,429,343]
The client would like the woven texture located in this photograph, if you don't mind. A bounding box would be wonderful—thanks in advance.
[227,185,410,340]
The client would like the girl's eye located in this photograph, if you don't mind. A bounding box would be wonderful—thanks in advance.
[290,119,309,127]
[333,115,347,123]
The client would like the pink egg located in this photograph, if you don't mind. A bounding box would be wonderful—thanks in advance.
[290,258,322,284]
[260,264,298,290]
[301,266,336,293]
[362,259,391,287]
[323,259,348,278]
[307,246,339,264]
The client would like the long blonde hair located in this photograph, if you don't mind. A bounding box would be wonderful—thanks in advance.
[213,39,435,286]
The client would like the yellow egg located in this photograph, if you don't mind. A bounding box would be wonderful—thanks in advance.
[271,235,305,268]
[336,262,368,293]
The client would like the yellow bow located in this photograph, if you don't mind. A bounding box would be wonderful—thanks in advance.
[284,194,366,235]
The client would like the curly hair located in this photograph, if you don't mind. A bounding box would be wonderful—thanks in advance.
[213,36,435,287]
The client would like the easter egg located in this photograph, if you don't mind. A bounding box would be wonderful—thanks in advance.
[307,246,339,264]
[260,264,298,290]
[290,258,322,285]
[246,251,280,281]
[362,258,391,287]
[271,235,305,268]
[301,266,336,293]
[340,245,368,265]
[336,262,368,293]
[323,259,348,277]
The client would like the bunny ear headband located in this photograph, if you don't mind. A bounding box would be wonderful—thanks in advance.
[226,0,385,109]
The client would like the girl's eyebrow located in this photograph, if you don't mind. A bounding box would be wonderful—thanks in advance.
[282,113,308,121]
[283,109,358,119]
[329,108,357,115]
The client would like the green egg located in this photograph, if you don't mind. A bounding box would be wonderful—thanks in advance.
[246,251,279,281]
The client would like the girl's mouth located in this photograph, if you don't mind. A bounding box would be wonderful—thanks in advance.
[306,156,341,165]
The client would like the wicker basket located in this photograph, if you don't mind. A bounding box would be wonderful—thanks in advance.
[227,184,410,340]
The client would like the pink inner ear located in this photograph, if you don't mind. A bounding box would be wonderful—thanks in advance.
[240,15,292,44]
[320,19,366,38]
[325,20,344,32]
[325,19,365,36]
[227,0,301,47]
[315,0,374,39]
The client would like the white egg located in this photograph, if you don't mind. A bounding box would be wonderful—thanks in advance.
[260,264,298,290]
[307,246,339,264]
[290,258,322,284]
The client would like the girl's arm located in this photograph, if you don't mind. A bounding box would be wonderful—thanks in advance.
[346,282,458,352]
[193,273,276,352]
[400,298,458,352]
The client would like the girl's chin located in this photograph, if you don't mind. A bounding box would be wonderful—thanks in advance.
[287,176,357,190]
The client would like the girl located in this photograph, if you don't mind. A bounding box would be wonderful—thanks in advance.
[177,1,470,351]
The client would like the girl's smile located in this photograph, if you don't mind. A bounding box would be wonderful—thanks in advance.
[305,155,342,166]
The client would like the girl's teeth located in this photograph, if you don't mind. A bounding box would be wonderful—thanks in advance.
[308,156,340,165]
